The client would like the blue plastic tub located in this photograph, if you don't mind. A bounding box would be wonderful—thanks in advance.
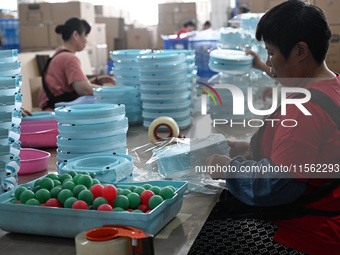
[163,38,189,50]
[0,179,188,237]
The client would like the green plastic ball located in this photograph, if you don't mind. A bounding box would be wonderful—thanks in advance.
[92,197,108,210]
[20,190,35,204]
[46,173,59,180]
[113,207,125,212]
[142,184,152,190]
[35,188,51,203]
[14,186,27,200]
[132,209,143,213]
[127,192,141,209]
[127,185,137,192]
[73,174,81,185]
[78,190,94,205]
[77,175,93,189]
[113,195,129,210]
[64,197,78,208]
[59,173,73,184]
[92,179,100,185]
[25,198,40,206]
[148,195,164,209]
[32,186,40,193]
[159,187,175,200]
[57,189,74,204]
[67,170,77,178]
[34,179,42,187]
[133,187,146,196]
[73,184,87,198]
[150,186,161,195]
[62,180,75,191]
[53,180,61,187]
[119,189,132,196]
[50,186,62,199]
[39,178,54,191]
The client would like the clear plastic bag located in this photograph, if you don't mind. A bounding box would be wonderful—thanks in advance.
[129,133,228,195]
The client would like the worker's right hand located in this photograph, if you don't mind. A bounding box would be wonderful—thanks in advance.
[226,140,250,158]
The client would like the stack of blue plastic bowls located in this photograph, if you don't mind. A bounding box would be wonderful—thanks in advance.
[208,49,254,120]
[138,51,192,130]
[94,86,142,125]
[0,49,22,194]
[109,49,151,124]
[55,104,128,166]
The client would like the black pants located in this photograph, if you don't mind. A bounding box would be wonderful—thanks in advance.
[188,217,307,255]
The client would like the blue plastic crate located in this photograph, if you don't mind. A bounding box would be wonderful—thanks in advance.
[0,19,20,50]
[0,178,188,237]
[189,39,219,78]
[164,38,189,50]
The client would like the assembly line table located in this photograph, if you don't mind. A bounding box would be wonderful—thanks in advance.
[0,118,227,255]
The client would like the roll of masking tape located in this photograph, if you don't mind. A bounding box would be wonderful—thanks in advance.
[148,116,179,143]
[75,231,133,255]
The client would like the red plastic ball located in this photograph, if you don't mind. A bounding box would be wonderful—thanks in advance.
[146,210,152,213]
[45,198,63,208]
[137,204,150,213]
[72,200,88,210]
[140,190,154,205]
[97,204,113,211]
[90,184,104,199]
[126,208,133,212]
[102,185,118,202]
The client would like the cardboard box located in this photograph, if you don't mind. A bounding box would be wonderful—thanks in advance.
[126,27,157,49]
[18,3,52,25]
[51,2,95,25]
[251,0,315,13]
[173,12,197,26]
[19,25,51,48]
[326,25,340,72]
[158,24,178,36]
[86,44,108,75]
[87,23,107,46]
[158,12,174,25]
[314,0,340,25]
[158,3,181,14]
[180,2,196,13]
[94,5,121,17]
[95,17,124,39]
[29,77,42,109]
[48,24,62,48]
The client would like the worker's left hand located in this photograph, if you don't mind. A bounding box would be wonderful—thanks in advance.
[92,75,116,86]
[205,154,231,179]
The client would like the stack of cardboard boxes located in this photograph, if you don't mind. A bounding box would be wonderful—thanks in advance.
[18,2,109,75]
[250,0,340,72]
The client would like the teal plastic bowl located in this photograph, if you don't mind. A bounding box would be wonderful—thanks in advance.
[0,62,21,76]
[58,153,133,183]
[58,118,128,139]
[55,104,125,124]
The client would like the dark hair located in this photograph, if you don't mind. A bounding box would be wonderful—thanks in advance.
[238,4,250,14]
[204,21,211,27]
[184,21,195,28]
[256,0,331,63]
[55,17,91,41]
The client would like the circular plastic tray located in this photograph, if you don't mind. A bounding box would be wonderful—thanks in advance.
[0,49,18,62]
[143,100,190,110]
[18,148,51,175]
[138,53,185,64]
[55,104,125,124]
[110,49,151,61]
[22,111,55,122]
[58,153,134,183]
[142,109,190,119]
[139,62,188,72]
[141,91,190,101]
[57,146,126,163]
[141,83,189,92]
[58,118,128,139]
[93,86,139,97]
[0,62,21,76]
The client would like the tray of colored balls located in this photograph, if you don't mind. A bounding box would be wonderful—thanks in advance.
[0,171,188,237]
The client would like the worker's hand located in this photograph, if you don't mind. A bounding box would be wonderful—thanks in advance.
[205,154,231,167]
[226,140,250,158]
[205,154,231,179]
[93,75,115,86]
[21,108,32,117]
